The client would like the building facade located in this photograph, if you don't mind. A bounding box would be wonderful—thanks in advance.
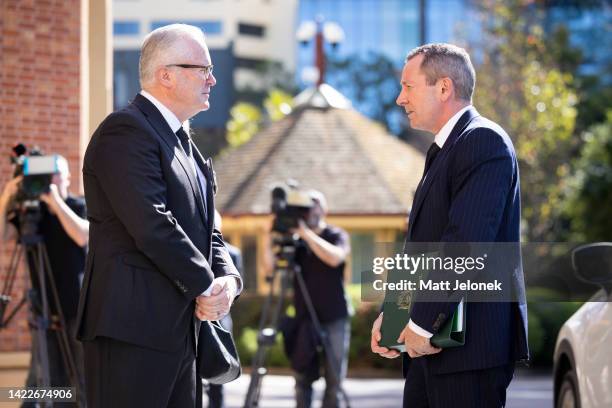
[113,0,299,131]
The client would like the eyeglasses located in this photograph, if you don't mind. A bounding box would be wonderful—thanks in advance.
[166,64,214,78]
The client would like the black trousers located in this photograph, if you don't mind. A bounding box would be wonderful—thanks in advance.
[403,358,515,408]
[83,334,196,408]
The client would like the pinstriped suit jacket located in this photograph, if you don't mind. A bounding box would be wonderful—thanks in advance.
[405,107,529,375]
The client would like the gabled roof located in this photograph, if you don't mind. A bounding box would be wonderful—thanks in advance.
[214,85,425,215]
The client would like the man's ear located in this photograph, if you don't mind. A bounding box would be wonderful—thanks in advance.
[156,67,174,89]
[438,77,454,102]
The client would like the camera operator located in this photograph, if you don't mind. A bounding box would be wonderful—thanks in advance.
[0,155,88,406]
[269,190,351,408]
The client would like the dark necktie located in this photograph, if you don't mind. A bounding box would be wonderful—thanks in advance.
[408,142,442,238]
[176,128,192,158]
[414,142,441,197]
[424,142,441,176]
[176,128,208,216]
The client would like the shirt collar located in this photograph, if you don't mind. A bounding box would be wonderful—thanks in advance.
[140,90,184,134]
[434,105,472,148]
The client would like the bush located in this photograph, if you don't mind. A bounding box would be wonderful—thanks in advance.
[231,286,582,371]
[231,291,400,373]
[236,327,289,368]
[526,288,583,366]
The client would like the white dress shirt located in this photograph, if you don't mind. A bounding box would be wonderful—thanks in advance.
[140,90,184,133]
[408,104,472,339]
[139,90,238,298]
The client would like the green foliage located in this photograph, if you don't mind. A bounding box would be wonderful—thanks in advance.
[226,102,261,148]
[234,60,298,105]
[526,288,583,365]
[264,89,294,122]
[225,88,293,148]
[231,294,292,368]
[236,327,289,367]
[473,0,578,242]
[232,288,583,370]
[561,113,612,241]
[527,309,544,360]
[231,293,400,373]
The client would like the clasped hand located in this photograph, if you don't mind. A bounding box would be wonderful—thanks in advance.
[194,277,236,321]
[370,312,441,359]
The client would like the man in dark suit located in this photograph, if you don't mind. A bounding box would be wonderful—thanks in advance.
[371,43,528,407]
[76,24,242,408]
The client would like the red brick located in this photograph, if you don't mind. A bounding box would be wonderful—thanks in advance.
[0,0,81,352]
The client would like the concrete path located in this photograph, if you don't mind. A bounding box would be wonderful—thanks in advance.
[216,369,553,407]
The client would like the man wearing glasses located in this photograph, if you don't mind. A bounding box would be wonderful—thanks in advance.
[77,24,241,407]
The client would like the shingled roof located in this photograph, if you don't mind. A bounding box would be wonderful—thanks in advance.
[214,85,425,215]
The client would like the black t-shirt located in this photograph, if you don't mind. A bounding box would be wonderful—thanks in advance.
[12,196,87,320]
[293,225,350,323]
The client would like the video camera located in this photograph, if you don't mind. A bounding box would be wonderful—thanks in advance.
[270,181,314,234]
[10,144,62,204]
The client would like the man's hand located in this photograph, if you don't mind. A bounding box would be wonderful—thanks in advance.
[39,184,62,213]
[1,176,22,204]
[370,312,400,359]
[397,324,441,359]
[194,277,238,321]
[290,219,309,240]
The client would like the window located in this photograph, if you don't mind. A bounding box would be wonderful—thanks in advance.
[235,57,265,70]
[113,21,140,36]
[151,21,222,35]
[238,23,266,37]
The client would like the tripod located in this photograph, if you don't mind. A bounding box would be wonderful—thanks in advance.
[243,235,351,408]
[0,205,83,407]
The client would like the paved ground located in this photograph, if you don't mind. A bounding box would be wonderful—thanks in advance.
[215,369,553,407]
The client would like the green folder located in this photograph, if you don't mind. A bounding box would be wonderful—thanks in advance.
[379,267,466,352]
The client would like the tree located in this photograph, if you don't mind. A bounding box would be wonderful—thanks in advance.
[226,102,262,148]
[226,88,293,148]
[472,0,578,242]
[561,112,612,242]
[234,60,298,107]
[327,52,402,134]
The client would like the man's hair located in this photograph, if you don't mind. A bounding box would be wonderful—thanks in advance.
[139,24,207,88]
[406,43,475,102]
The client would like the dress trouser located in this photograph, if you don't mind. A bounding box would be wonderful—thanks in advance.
[83,332,196,408]
[403,357,515,408]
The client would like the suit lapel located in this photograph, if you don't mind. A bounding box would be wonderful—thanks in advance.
[192,144,215,238]
[408,107,481,240]
[132,94,208,227]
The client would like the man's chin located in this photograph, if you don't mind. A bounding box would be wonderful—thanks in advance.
[408,120,422,131]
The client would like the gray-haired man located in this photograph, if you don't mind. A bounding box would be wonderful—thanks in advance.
[77,24,242,407]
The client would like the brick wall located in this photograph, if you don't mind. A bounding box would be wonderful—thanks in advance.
[0,0,82,352]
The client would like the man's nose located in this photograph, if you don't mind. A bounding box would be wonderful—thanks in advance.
[207,73,216,87]
[396,93,404,107]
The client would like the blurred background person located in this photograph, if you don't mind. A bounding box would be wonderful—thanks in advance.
[266,190,351,408]
[0,154,88,407]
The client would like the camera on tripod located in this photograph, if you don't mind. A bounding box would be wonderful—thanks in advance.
[11,143,62,206]
[270,180,314,234]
